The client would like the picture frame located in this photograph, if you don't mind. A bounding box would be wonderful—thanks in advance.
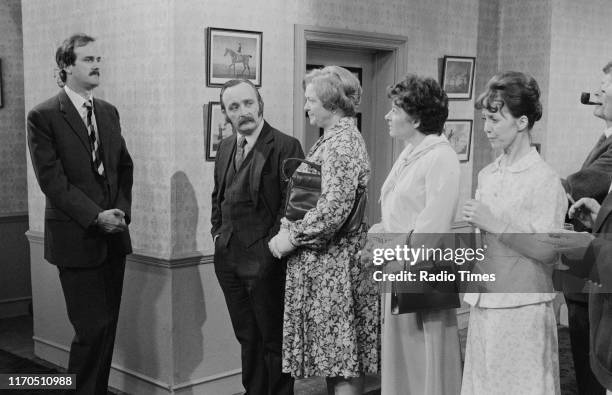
[206,27,262,87]
[444,119,473,162]
[0,59,3,108]
[204,102,234,161]
[441,56,475,100]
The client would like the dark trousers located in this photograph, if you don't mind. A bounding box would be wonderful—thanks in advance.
[567,298,606,395]
[214,235,294,395]
[58,255,126,395]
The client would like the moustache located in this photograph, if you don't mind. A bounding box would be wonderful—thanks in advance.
[238,116,255,125]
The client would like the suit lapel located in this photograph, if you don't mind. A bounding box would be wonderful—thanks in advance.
[92,99,112,171]
[217,136,236,199]
[594,192,612,233]
[58,90,91,154]
[582,135,612,168]
[249,122,274,205]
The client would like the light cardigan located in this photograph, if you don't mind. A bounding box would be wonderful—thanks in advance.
[379,134,460,234]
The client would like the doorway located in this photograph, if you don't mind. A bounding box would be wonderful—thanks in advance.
[294,25,408,224]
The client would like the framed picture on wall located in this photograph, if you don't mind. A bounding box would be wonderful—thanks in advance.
[444,119,473,161]
[204,102,234,161]
[441,56,475,100]
[206,27,262,87]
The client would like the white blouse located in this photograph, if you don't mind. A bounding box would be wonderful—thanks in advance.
[464,148,568,308]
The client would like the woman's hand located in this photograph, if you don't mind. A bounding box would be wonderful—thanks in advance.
[268,228,296,259]
[568,197,600,229]
[462,199,505,233]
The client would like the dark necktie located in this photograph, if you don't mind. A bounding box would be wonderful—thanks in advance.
[235,135,247,170]
[84,101,105,176]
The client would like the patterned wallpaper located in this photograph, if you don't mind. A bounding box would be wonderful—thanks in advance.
[546,0,612,178]
[0,0,27,215]
[499,0,552,152]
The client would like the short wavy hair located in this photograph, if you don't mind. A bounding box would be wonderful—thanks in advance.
[303,65,361,117]
[387,74,449,135]
[475,71,542,130]
[55,33,95,83]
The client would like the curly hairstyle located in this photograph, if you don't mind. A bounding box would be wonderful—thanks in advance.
[55,34,96,83]
[303,65,361,117]
[475,71,542,130]
[387,74,449,135]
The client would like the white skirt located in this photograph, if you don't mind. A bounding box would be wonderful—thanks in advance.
[461,302,560,395]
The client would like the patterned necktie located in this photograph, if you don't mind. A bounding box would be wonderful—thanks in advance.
[235,135,247,170]
[84,101,105,176]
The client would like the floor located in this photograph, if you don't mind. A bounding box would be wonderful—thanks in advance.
[0,314,576,394]
[0,315,380,394]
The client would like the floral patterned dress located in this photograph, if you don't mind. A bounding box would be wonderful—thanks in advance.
[281,117,379,378]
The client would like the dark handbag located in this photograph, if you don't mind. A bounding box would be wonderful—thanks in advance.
[282,158,367,234]
[390,231,460,314]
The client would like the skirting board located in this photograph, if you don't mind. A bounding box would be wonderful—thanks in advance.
[0,297,32,319]
[33,335,243,394]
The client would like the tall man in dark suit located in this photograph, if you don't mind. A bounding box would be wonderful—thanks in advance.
[561,60,612,395]
[547,190,612,392]
[211,79,303,395]
[27,34,133,395]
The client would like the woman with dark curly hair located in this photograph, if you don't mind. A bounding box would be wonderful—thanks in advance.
[461,71,566,394]
[268,65,378,394]
[370,74,462,394]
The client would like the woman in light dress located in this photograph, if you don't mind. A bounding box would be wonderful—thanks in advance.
[370,74,463,395]
[269,65,378,394]
[461,71,567,395]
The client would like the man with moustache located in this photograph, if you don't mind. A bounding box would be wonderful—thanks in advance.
[27,34,133,395]
[561,61,612,395]
[211,79,303,395]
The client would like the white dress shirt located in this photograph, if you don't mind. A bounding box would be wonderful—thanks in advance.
[64,85,100,144]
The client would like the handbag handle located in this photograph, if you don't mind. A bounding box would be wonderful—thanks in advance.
[281,158,321,181]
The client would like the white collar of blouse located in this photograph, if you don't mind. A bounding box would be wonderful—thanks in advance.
[490,146,540,174]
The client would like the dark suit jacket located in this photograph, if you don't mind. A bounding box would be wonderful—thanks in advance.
[211,121,303,253]
[562,193,612,389]
[27,89,133,267]
[564,135,612,204]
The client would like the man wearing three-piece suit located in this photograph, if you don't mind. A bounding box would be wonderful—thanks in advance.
[211,79,303,395]
[561,60,612,395]
[27,34,133,395]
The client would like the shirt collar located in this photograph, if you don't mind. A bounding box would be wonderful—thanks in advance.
[490,146,540,173]
[604,126,612,139]
[400,133,448,160]
[64,85,93,110]
[237,118,264,147]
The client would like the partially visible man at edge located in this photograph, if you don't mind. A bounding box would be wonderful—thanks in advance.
[561,60,612,395]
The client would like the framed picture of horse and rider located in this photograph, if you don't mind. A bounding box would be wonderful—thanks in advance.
[207,27,262,87]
